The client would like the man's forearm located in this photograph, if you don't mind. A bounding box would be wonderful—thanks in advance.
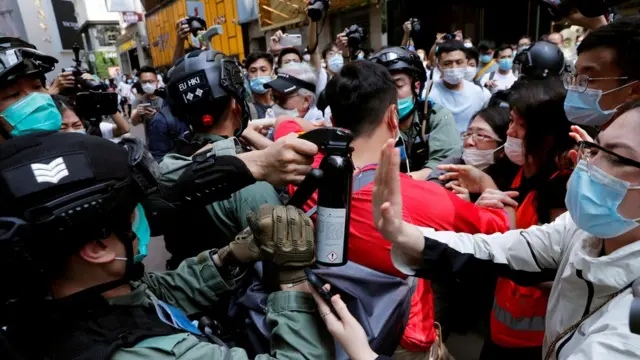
[173,40,186,64]
[111,112,131,137]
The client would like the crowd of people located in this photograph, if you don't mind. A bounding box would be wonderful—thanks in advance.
[0,4,640,360]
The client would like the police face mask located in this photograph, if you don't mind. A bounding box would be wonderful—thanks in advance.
[566,160,640,238]
[505,136,525,166]
[328,55,344,73]
[462,145,504,170]
[564,81,637,127]
[397,95,415,119]
[1,92,62,137]
[115,204,152,264]
[249,76,271,94]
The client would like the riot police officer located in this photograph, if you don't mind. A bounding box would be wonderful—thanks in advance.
[513,40,566,80]
[0,131,331,359]
[370,46,461,179]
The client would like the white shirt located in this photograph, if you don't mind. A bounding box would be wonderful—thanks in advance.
[480,70,518,94]
[99,122,120,142]
[116,82,132,102]
[316,68,329,98]
[428,79,490,133]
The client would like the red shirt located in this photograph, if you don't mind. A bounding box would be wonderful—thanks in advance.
[276,120,510,349]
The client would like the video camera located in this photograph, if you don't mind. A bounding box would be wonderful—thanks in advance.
[61,44,103,93]
[308,0,330,22]
[409,18,421,39]
[345,24,366,57]
[539,0,630,21]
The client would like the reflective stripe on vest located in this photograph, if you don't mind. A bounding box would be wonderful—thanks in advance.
[491,298,546,331]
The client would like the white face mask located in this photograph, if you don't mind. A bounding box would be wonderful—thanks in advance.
[464,66,477,81]
[441,68,466,85]
[272,104,299,118]
[462,145,504,170]
[142,83,157,94]
[505,136,525,166]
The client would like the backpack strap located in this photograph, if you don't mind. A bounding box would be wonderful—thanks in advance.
[248,102,259,120]
[306,168,376,216]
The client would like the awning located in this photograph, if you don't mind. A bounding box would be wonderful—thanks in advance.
[258,0,376,31]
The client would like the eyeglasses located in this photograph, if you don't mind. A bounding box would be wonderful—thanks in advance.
[562,73,629,93]
[461,131,500,142]
[578,141,640,169]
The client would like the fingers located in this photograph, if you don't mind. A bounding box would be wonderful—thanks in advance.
[570,125,593,143]
[310,284,332,315]
[450,184,468,194]
[439,172,459,183]
[569,149,579,167]
[477,200,504,209]
[285,134,319,157]
[503,191,520,198]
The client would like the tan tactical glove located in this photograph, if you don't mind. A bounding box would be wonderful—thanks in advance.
[247,205,316,284]
[217,227,262,267]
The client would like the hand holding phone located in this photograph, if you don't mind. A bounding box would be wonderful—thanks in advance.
[280,34,302,47]
[305,268,340,319]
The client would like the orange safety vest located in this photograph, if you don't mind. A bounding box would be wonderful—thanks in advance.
[474,59,496,83]
[490,170,567,348]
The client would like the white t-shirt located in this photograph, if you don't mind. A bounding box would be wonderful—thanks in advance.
[480,71,518,94]
[316,68,330,97]
[429,67,441,81]
[429,79,490,133]
[99,122,119,142]
[116,82,132,102]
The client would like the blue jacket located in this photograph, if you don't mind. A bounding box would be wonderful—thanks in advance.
[147,104,190,162]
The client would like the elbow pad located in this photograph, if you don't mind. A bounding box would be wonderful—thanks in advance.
[171,153,257,205]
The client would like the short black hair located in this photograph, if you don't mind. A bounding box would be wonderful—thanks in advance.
[436,40,466,58]
[520,35,533,42]
[325,61,397,137]
[477,40,496,53]
[464,47,479,63]
[277,47,302,68]
[539,34,549,41]
[51,94,74,113]
[579,15,640,82]
[245,51,274,70]
[139,66,157,77]
[494,44,513,59]
[322,43,338,60]
[468,107,510,143]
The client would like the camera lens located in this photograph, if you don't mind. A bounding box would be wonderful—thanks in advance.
[308,1,325,22]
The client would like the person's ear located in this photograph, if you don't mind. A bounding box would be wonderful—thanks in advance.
[303,95,311,109]
[78,238,117,264]
[415,81,421,94]
[386,104,399,133]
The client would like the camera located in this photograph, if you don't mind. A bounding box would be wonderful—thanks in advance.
[345,24,366,54]
[538,0,630,21]
[75,91,118,137]
[443,33,455,41]
[61,44,104,94]
[410,18,421,39]
[307,0,330,22]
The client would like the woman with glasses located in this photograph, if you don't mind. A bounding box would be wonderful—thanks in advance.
[428,107,520,202]
[370,100,640,360]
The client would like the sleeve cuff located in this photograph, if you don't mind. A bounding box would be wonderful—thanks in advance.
[390,226,434,275]
[267,291,317,314]
[195,251,236,295]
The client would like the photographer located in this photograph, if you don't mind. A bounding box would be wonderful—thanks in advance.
[0,37,61,140]
[130,66,164,126]
[0,131,335,360]
[53,94,130,140]
[269,31,303,69]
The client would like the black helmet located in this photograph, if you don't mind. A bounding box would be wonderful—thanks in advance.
[166,50,249,135]
[0,37,58,84]
[514,41,565,80]
[370,46,427,94]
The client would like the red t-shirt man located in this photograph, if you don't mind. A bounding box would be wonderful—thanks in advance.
[275,119,510,351]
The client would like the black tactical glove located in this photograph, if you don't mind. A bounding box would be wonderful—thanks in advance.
[247,205,316,284]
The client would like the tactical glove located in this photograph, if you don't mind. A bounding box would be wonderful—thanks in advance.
[217,226,262,267]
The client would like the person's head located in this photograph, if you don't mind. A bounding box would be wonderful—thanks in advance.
[566,101,640,239]
[139,66,158,95]
[518,36,532,51]
[464,47,479,81]
[277,47,302,68]
[245,51,274,95]
[547,32,563,47]
[322,43,343,75]
[0,131,155,299]
[369,47,426,117]
[477,40,496,64]
[52,94,85,133]
[507,77,573,173]
[325,61,398,141]
[436,40,467,85]
[266,62,317,118]
[461,107,510,169]
[416,48,427,62]
[565,15,640,128]
[463,38,473,48]
[0,38,61,140]
[494,44,514,72]
[167,50,249,136]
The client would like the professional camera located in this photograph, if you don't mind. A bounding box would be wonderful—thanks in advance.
[307,0,330,22]
[61,44,104,94]
[74,91,118,137]
[345,24,366,54]
[409,18,421,39]
[538,0,630,21]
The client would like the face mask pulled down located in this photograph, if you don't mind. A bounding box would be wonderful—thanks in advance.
[115,204,152,263]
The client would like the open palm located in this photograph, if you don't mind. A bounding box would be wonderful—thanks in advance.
[372,139,405,243]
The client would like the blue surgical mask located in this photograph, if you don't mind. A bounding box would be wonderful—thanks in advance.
[357,54,365,60]
[563,82,637,127]
[566,160,640,238]
[1,92,62,137]
[328,55,344,73]
[498,58,513,71]
[127,79,133,84]
[397,96,415,119]
[250,76,271,94]
[479,54,493,64]
[114,204,151,263]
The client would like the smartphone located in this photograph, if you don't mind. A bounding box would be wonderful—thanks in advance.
[304,268,340,319]
[280,34,302,47]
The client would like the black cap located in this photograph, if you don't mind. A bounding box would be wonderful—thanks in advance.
[264,73,316,95]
